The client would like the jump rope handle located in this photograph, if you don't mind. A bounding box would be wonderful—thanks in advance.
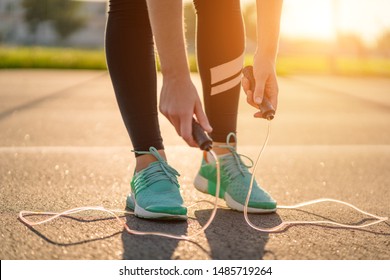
[192,118,213,151]
[242,66,275,120]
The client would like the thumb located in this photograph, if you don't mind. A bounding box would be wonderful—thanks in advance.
[254,81,265,107]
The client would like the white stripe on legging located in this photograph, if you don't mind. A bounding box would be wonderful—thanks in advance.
[209,52,244,95]
[210,74,241,96]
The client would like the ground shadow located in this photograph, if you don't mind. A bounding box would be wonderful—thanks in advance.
[18,213,201,258]
[195,209,283,259]
[18,215,123,246]
[275,208,390,235]
[121,215,188,259]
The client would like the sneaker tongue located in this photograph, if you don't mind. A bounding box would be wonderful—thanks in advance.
[135,161,160,176]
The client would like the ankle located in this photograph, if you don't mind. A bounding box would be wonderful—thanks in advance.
[212,142,236,156]
[135,149,166,173]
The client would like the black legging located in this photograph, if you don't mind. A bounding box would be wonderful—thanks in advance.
[105,0,244,153]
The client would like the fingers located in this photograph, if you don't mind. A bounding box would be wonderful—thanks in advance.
[158,79,201,147]
[254,81,265,106]
[253,111,263,118]
[242,76,258,109]
[194,101,212,133]
[167,108,211,148]
[179,115,198,147]
[181,101,212,148]
[241,76,251,92]
[242,71,279,116]
[242,73,267,109]
[168,113,206,148]
[167,114,197,147]
[267,74,279,110]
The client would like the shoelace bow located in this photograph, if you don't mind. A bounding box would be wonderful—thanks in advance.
[217,132,254,178]
[132,147,180,187]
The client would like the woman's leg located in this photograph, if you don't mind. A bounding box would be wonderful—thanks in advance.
[105,0,163,155]
[105,0,186,220]
[193,0,245,144]
[192,1,276,212]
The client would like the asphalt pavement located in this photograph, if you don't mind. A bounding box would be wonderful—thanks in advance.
[0,70,389,260]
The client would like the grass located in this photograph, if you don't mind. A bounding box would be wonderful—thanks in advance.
[0,46,107,69]
[274,55,390,76]
[1,46,390,76]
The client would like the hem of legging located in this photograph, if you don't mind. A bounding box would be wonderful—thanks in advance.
[209,131,237,143]
[133,143,165,157]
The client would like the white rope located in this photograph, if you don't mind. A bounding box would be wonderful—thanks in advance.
[19,122,388,239]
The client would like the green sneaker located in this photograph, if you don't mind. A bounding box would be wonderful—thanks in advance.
[193,133,276,213]
[126,147,187,220]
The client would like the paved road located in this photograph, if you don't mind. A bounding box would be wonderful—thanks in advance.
[0,70,389,260]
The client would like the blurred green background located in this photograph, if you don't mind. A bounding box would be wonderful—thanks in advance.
[1,0,390,76]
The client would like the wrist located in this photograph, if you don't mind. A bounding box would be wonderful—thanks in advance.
[253,52,277,69]
[162,68,191,83]
[254,48,278,62]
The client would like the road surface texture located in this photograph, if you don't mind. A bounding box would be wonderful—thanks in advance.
[0,70,389,260]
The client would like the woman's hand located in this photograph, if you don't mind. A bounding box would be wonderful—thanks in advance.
[242,55,279,118]
[159,74,212,147]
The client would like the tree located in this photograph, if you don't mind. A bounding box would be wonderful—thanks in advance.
[377,30,390,57]
[21,0,52,35]
[50,0,86,42]
[22,0,86,43]
[336,33,366,57]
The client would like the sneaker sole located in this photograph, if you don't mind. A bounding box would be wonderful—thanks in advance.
[127,194,187,220]
[194,173,276,214]
[193,173,210,193]
[224,193,276,213]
